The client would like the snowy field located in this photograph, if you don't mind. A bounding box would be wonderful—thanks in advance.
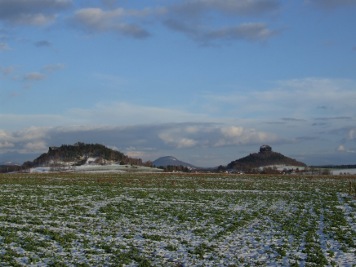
[0,173,355,266]
[29,163,163,173]
[331,168,356,175]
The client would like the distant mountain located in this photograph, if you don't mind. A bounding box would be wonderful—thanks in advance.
[152,156,197,169]
[226,145,306,171]
[0,163,23,173]
[23,142,144,168]
[0,161,20,166]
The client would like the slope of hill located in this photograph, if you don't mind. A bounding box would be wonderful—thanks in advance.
[24,142,144,168]
[226,145,306,171]
[152,156,196,169]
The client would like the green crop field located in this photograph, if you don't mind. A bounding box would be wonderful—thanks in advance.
[0,173,355,266]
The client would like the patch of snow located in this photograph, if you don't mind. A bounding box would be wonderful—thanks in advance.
[261,165,306,171]
[331,168,356,175]
[30,167,51,173]
[30,164,163,173]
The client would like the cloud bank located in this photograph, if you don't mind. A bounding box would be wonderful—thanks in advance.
[0,123,283,165]
[1,77,355,165]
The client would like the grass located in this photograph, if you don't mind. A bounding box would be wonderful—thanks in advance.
[0,173,355,266]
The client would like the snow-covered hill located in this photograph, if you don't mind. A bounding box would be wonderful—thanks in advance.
[152,156,197,169]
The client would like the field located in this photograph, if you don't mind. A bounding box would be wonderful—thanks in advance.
[0,173,355,266]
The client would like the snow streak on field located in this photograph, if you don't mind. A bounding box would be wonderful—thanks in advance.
[0,173,355,266]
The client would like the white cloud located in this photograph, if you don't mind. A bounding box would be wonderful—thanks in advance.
[0,127,51,153]
[216,126,278,146]
[221,126,245,138]
[157,124,280,149]
[71,7,165,38]
[158,131,198,148]
[156,125,203,148]
[14,126,49,141]
[22,141,48,152]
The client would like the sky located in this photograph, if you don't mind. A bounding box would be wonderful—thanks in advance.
[1,0,356,167]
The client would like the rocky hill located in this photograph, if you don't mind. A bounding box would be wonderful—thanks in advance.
[226,145,306,171]
[23,142,144,168]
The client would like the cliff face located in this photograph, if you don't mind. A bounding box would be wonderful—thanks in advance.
[227,145,306,171]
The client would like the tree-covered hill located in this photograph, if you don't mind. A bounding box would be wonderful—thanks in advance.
[24,142,144,168]
[226,145,306,171]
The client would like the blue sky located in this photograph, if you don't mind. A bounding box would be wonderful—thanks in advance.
[1,0,356,167]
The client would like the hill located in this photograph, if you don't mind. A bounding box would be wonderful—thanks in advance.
[153,156,197,169]
[24,142,144,168]
[226,145,306,171]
